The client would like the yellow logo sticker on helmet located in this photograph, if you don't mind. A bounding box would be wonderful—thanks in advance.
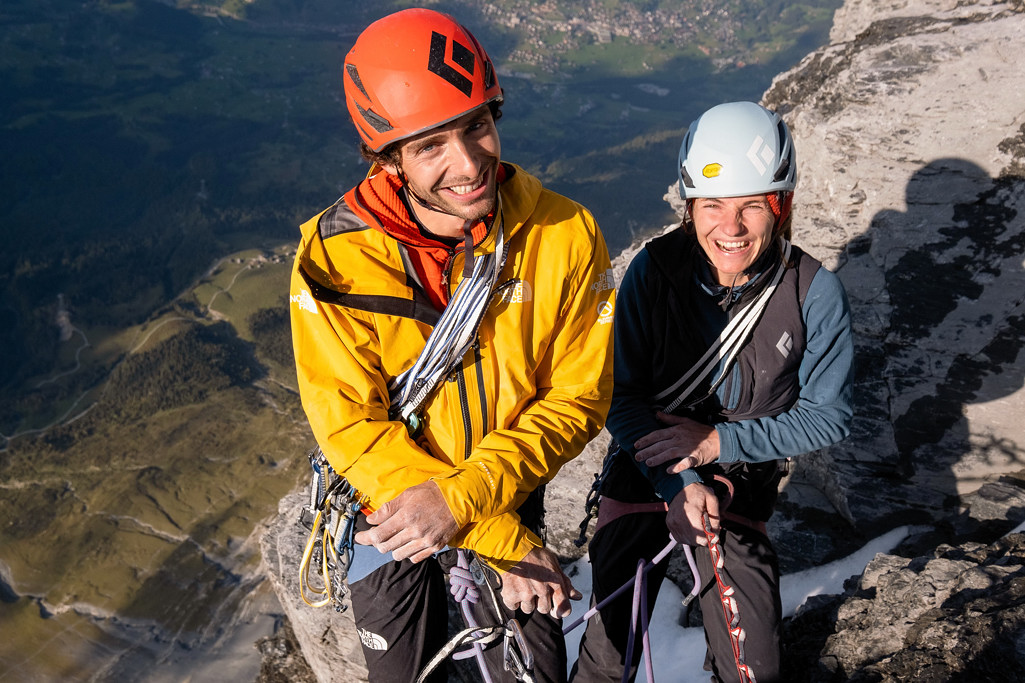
[702,163,722,178]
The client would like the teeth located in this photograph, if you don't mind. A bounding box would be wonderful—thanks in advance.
[448,178,484,195]
[716,241,749,251]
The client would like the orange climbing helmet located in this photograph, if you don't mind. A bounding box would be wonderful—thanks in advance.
[343,8,503,153]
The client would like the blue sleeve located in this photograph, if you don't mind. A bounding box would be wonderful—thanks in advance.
[716,267,854,463]
[607,250,702,501]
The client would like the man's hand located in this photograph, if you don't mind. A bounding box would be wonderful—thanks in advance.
[499,547,582,618]
[634,412,720,473]
[354,481,459,563]
[667,483,720,547]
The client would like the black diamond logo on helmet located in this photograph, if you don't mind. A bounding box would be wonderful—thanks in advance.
[428,31,474,97]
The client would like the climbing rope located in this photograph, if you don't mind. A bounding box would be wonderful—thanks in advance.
[563,537,701,683]
[703,515,756,683]
[389,211,507,433]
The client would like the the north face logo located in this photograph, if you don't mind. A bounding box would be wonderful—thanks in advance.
[591,268,615,294]
[290,289,317,314]
[357,627,388,651]
[499,279,532,304]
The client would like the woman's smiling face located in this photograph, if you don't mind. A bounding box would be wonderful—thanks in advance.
[691,194,777,287]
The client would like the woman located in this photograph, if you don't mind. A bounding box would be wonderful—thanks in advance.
[571,101,854,683]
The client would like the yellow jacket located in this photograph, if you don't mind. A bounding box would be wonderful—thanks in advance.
[289,163,614,571]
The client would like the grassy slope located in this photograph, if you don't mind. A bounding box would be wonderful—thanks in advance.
[0,248,312,676]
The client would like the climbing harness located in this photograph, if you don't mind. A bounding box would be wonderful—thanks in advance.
[415,549,536,683]
[703,515,756,683]
[297,446,365,611]
[573,442,619,547]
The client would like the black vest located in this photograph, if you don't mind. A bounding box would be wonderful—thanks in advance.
[603,228,821,522]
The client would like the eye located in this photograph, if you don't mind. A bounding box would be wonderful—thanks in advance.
[411,140,439,157]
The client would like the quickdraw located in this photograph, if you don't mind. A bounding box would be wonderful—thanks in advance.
[572,442,618,547]
[415,549,535,683]
[704,513,756,683]
[297,446,365,612]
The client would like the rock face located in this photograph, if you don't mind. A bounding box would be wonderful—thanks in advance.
[260,0,1025,679]
[762,0,1025,559]
[782,475,1025,681]
[766,0,1025,678]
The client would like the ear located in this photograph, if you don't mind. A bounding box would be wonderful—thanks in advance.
[379,160,401,177]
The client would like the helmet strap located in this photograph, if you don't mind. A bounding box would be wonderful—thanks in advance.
[397,170,448,215]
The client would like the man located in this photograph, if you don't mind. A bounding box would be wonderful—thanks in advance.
[571,102,854,682]
[289,9,615,682]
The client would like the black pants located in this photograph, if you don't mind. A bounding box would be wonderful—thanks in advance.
[349,547,568,683]
[570,509,782,683]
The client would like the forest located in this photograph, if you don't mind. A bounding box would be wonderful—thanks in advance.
[0,0,840,431]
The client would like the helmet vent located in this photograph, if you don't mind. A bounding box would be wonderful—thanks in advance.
[483,59,495,90]
[428,31,474,97]
[680,164,696,189]
[772,157,790,183]
[345,63,370,100]
[355,102,393,134]
[772,119,792,182]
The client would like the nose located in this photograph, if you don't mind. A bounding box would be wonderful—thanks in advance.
[719,207,745,236]
[444,136,484,179]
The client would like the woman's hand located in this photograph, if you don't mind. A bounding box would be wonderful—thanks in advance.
[634,412,720,473]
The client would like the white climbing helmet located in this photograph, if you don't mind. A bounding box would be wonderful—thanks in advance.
[677,101,797,200]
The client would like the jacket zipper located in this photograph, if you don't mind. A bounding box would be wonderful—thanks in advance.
[455,341,489,461]
[472,341,488,437]
[456,370,473,461]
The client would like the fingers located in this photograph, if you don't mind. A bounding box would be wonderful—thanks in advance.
[633,426,674,451]
[354,484,460,559]
[704,492,722,536]
[668,483,717,546]
[500,549,580,618]
[354,520,444,562]
[362,498,391,526]
[501,583,543,614]
[504,580,576,617]
[551,580,583,619]
[634,439,679,467]
[666,455,697,474]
